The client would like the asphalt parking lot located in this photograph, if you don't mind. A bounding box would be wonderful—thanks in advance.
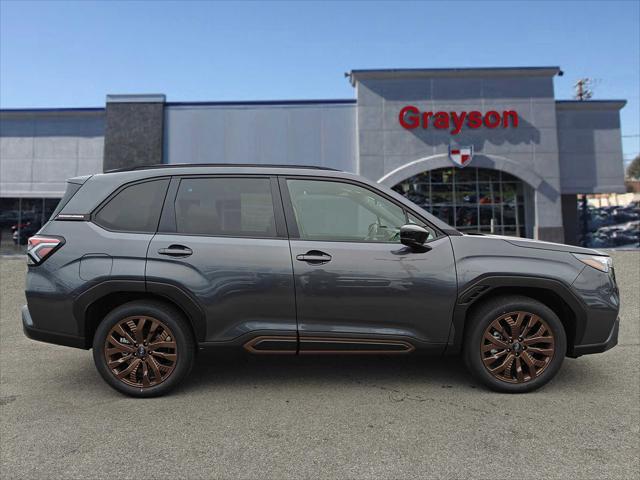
[1,252,638,479]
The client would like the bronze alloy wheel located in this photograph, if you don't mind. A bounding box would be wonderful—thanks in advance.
[104,316,178,389]
[481,311,555,384]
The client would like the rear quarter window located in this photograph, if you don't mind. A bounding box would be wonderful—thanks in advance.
[94,179,169,232]
[49,182,82,220]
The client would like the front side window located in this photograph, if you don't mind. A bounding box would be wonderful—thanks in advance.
[94,179,169,232]
[175,177,277,237]
[286,179,434,243]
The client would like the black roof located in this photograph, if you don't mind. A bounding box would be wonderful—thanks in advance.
[105,163,339,173]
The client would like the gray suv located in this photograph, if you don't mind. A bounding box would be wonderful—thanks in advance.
[22,165,620,397]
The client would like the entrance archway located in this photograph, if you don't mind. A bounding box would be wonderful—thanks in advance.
[392,167,531,237]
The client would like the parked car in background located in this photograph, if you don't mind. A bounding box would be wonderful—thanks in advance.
[22,165,620,397]
[579,201,640,248]
[12,221,41,245]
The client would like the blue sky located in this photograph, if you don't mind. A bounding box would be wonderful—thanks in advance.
[1,0,638,162]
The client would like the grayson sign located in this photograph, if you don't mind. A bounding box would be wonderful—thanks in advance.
[398,106,519,134]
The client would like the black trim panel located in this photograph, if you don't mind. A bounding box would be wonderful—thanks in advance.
[446,274,588,355]
[571,316,619,357]
[72,279,207,343]
[73,280,146,337]
[22,305,86,350]
[145,281,207,341]
[157,176,180,233]
[277,176,300,238]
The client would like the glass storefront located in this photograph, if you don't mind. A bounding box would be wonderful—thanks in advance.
[0,198,60,254]
[392,167,526,237]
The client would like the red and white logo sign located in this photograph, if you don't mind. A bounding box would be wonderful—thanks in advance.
[449,145,474,168]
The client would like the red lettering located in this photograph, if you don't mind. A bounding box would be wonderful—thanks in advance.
[503,110,519,128]
[398,107,519,131]
[467,111,482,129]
[484,110,501,128]
[433,111,449,129]
[421,111,433,128]
[450,111,467,134]
[399,105,420,129]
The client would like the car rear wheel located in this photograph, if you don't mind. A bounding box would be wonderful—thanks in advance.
[463,295,566,393]
[92,300,195,397]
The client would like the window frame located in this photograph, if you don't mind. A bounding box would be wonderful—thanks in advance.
[279,175,444,244]
[91,177,171,234]
[158,174,288,240]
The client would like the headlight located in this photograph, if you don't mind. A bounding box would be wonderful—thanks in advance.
[573,253,612,273]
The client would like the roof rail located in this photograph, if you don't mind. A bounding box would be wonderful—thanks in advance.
[105,163,340,173]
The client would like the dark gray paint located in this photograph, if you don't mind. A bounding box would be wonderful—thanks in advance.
[146,235,297,341]
[25,220,151,336]
[24,165,619,358]
[290,237,456,345]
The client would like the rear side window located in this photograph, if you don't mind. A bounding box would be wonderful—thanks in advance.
[94,179,169,232]
[174,177,277,237]
[50,182,82,220]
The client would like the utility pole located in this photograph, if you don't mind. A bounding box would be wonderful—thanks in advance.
[575,78,594,246]
[574,78,594,101]
[580,194,589,247]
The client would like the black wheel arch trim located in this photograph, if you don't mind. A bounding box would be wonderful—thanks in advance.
[73,279,207,344]
[145,280,207,341]
[445,274,589,355]
[23,305,87,349]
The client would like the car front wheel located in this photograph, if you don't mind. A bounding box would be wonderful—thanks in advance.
[92,300,195,397]
[464,295,567,393]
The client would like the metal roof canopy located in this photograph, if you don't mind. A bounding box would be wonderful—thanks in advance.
[347,66,562,86]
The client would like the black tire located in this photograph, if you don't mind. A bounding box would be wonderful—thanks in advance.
[92,300,195,398]
[463,295,567,393]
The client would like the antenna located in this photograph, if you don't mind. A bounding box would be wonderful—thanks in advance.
[573,78,595,100]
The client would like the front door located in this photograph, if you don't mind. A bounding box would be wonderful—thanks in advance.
[146,176,297,350]
[281,177,457,353]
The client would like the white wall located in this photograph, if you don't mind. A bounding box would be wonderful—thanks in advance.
[0,110,105,198]
[164,103,357,172]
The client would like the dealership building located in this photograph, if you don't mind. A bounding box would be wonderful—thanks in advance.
[0,66,626,250]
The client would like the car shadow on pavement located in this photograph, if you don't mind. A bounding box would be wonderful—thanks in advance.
[56,349,616,398]
[178,352,478,394]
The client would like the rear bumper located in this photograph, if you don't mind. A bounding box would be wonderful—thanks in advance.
[22,305,87,349]
[570,316,619,357]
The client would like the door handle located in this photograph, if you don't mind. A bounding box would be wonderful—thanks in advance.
[158,245,193,257]
[296,250,332,264]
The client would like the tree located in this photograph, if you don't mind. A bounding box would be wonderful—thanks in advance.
[627,154,640,180]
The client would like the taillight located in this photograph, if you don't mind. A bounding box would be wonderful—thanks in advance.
[27,236,65,265]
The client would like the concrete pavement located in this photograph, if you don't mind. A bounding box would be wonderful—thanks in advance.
[1,252,638,479]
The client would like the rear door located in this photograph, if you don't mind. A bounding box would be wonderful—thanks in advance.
[146,175,297,350]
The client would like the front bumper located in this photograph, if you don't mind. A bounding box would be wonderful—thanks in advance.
[22,304,86,349]
[570,315,619,357]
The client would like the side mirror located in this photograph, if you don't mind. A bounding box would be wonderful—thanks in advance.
[400,224,431,250]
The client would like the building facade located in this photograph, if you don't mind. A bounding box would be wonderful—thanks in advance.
[0,66,626,252]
